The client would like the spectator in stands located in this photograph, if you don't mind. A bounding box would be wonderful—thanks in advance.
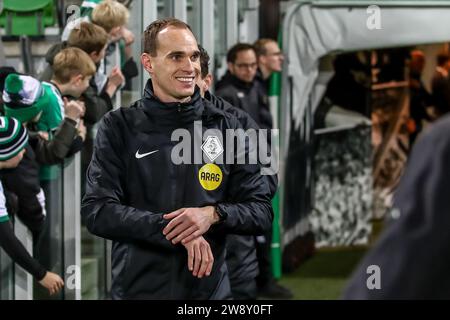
[0,116,64,296]
[40,22,124,180]
[3,50,91,279]
[1,71,86,241]
[61,0,138,90]
[324,53,371,116]
[5,48,93,171]
[0,68,47,239]
[67,22,124,113]
[431,52,450,117]
[63,0,128,42]
[41,22,123,119]
[408,50,434,146]
[78,0,135,19]
[3,73,87,163]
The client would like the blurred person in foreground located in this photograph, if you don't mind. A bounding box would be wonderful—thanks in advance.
[343,114,450,299]
[408,49,434,146]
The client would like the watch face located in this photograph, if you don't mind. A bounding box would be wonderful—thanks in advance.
[213,206,220,221]
[216,205,226,222]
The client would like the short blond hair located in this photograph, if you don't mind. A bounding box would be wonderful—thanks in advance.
[253,38,277,57]
[92,0,129,34]
[53,48,96,84]
[67,22,108,55]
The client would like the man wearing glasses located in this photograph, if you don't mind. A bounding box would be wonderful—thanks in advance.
[216,43,267,128]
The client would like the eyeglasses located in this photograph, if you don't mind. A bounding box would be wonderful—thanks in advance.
[234,62,258,69]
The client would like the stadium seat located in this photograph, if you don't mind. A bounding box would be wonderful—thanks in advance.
[0,0,56,36]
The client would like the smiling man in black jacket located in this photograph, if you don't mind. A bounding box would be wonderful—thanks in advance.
[81,18,273,300]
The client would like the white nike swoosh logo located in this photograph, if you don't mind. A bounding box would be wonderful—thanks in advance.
[135,149,159,159]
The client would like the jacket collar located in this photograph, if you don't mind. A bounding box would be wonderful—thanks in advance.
[204,90,212,101]
[141,79,204,126]
[255,68,269,91]
[219,71,254,91]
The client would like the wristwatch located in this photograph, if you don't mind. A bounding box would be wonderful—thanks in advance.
[214,205,226,224]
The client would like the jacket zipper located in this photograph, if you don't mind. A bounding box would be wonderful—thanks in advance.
[170,103,185,298]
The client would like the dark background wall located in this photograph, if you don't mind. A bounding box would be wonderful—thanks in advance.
[259,0,281,40]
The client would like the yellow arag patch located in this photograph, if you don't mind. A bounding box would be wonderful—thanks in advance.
[198,163,223,191]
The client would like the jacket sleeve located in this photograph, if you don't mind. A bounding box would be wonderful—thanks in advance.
[212,118,273,236]
[0,182,46,280]
[80,113,172,248]
[82,82,113,126]
[1,147,45,234]
[121,57,139,80]
[215,87,241,111]
[33,119,78,165]
[65,135,84,158]
[240,111,278,198]
[234,105,279,199]
[0,221,47,280]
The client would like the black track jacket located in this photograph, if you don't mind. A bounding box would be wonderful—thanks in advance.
[81,80,273,299]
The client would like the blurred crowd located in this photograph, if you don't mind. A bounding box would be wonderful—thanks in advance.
[0,0,136,296]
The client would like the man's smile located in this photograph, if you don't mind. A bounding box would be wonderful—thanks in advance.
[175,76,195,84]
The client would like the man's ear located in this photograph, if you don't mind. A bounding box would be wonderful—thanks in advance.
[204,74,213,91]
[227,62,235,75]
[89,51,99,62]
[258,55,267,66]
[141,53,153,75]
[72,74,83,86]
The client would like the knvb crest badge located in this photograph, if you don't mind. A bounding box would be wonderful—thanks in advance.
[201,136,223,162]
